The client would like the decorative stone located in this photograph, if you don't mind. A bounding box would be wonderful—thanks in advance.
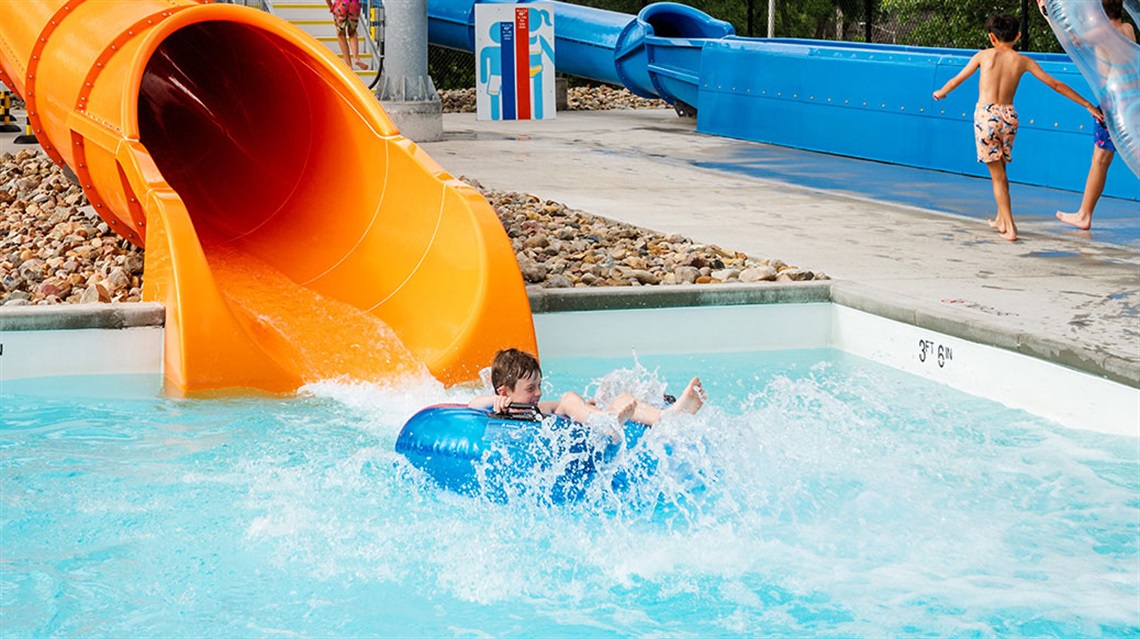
[674,266,699,284]
[776,268,815,282]
[740,265,778,282]
[544,274,573,288]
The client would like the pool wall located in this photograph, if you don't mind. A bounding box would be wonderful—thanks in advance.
[531,283,1138,436]
[0,303,164,386]
[2,286,1136,436]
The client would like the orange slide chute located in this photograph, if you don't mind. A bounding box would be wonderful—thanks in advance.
[0,1,536,394]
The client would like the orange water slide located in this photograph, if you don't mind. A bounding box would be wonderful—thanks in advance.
[0,0,536,394]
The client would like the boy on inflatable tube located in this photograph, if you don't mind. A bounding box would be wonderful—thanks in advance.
[468,349,707,432]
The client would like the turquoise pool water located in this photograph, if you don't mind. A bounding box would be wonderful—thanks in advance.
[2,349,1137,636]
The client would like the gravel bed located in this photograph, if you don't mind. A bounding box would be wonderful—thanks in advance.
[1,89,823,306]
[441,85,670,113]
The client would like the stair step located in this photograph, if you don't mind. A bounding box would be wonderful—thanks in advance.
[263,1,380,70]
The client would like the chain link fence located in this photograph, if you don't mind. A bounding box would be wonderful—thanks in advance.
[430,0,1103,91]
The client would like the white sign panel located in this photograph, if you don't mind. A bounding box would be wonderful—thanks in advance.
[475,3,555,120]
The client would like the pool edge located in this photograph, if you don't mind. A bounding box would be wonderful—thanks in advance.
[1,285,1136,388]
[527,282,1140,389]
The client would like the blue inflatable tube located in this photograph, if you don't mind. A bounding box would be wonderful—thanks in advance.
[395,404,649,503]
[1041,0,1140,179]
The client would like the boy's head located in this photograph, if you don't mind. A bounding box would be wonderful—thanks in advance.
[985,14,1020,43]
[491,349,543,403]
[1103,0,1123,21]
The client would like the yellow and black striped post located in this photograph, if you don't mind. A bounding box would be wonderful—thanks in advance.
[13,114,37,145]
[0,91,20,133]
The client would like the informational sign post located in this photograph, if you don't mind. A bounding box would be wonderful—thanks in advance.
[475,3,555,121]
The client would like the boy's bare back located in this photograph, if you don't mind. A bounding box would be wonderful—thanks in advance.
[974,47,1033,104]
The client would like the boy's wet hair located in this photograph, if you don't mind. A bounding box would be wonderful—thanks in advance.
[491,348,541,391]
[1103,0,1123,21]
[985,14,1020,42]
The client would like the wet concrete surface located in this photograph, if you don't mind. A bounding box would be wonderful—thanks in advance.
[424,109,1140,386]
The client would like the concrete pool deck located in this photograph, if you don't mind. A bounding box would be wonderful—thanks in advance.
[423,109,1140,387]
[1,107,1137,389]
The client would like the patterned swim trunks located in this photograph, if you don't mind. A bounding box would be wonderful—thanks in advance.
[1093,110,1116,152]
[332,0,362,34]
[974,103,1019,164]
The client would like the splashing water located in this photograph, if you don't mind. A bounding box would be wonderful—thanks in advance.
[1,350,1136,636]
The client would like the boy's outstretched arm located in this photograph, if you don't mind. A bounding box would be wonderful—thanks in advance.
[933,53,981,100]
[469,394,510,412]
[1025,58,1102,118]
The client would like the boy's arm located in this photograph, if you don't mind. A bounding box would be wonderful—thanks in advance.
[1122,23,1137,43]
[469,394,510,412]
[468,394,558,413]
[1025,58,1102,118]
[933,53,981,100]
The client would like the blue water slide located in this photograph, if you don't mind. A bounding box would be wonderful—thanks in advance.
[428,0,733,109]
[426,0,1139,200]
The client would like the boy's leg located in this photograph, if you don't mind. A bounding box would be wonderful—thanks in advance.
[669,378,706,415]
[986,161,1017,241]
[554,391,596,423]
[1057,147,1113,230]
[607,377,705,426]
[607,393,663,426]
[336,30,352,66]
[351,35,368,69]
[557,391,634,424]
[349,20,368,69]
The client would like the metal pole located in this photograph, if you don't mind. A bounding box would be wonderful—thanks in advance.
[865,0,872,42]
[1021,0,1031,50]
[376,0,441,141]
[747,0,754,37]
[767,0,775,38]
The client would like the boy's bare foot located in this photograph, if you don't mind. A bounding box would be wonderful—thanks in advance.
[353,59,368,70]
[671,377,705,415]
[613,397,637,424]
[988,218,1017,240]
[1056,210,1092,230]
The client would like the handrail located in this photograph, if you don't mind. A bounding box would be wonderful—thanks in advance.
[362,0,384,88]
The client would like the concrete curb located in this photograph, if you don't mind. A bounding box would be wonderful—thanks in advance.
[526,281,833,312]
[530,281,1140,388]
[2,285,1135,388]
[0,302,165,331]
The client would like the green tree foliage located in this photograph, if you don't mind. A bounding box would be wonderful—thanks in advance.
[567,0,1065,50]
[879,0,1062,51]
[569,0,877,40]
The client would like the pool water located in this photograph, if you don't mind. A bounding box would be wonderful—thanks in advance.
[2,349,1137,636]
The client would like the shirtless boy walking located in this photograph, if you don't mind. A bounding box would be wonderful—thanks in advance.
[933,14,1102,241]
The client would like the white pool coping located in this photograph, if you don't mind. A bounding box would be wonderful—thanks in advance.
[535,303,1138,436]
[2,285,1136,436]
